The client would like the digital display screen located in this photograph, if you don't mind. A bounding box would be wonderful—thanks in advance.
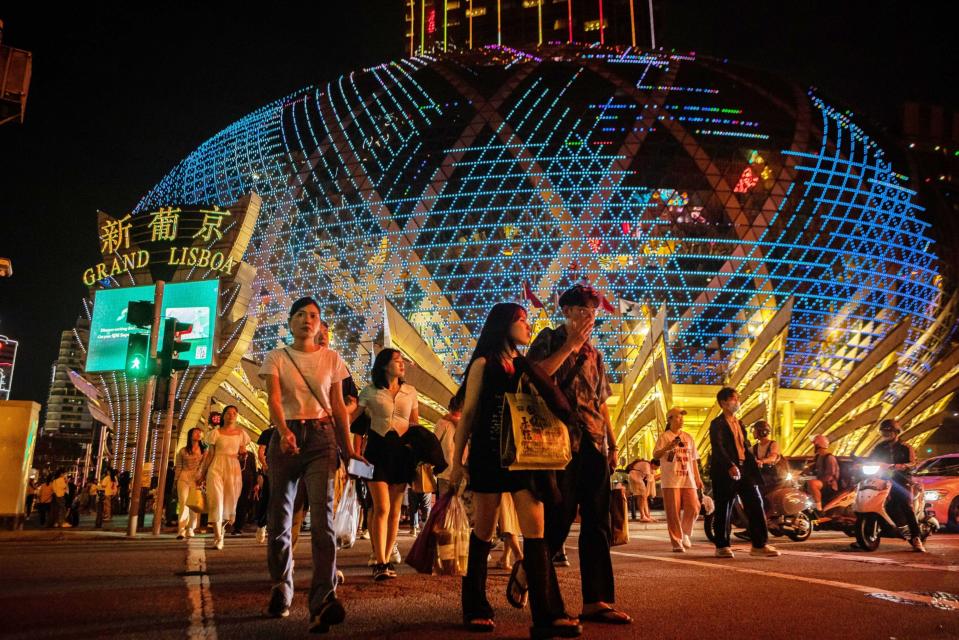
[86,279,219,372]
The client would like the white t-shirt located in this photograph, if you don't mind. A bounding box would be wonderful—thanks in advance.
[358,383,418,437]
[258,346,349,420]
[654,429,699,489]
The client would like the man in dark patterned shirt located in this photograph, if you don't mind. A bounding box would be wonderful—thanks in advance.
[527,284,632,626]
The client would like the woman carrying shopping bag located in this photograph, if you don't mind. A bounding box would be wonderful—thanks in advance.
[448,302,582,639]
[175,427,206,539]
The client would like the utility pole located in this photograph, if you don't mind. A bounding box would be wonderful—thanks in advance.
[127,281,164,537]
[152,371,178,535]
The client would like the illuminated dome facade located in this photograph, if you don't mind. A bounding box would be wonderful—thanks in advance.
[137,44,952,455]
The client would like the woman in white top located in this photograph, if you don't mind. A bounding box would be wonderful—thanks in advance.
[175,427,206,539]
[652,407,703,552]
[257,296,364,632]
[352,348,419,581]
[199,405,251,550]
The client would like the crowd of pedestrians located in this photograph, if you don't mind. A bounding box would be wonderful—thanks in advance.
[33,283,938,637]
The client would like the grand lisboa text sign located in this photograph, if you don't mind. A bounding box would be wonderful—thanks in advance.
[82,206,238,285]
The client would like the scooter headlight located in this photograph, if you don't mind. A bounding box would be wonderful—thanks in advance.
[924,490,946,502]
[786,472,793,481]
[862,464,881,476]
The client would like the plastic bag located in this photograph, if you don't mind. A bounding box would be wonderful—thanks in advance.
[435,494,470,576]
[333,480,360,549]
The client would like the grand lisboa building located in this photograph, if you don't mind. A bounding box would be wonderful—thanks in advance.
[133,33,958,460]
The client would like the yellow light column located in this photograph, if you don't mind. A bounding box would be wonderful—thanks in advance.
[781,400,795,450]
[538,0,543,45]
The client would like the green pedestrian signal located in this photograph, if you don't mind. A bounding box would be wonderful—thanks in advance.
[125,333,151,378]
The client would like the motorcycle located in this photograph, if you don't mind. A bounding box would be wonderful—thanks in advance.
[703,476,816,543]
[853,462,939,551]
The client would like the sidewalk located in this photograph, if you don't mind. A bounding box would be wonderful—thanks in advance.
[2,509,672,542]
[0,511,174,542]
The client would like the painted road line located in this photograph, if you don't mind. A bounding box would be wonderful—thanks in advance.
[625,532,959,574]
[185,538,218,639]
[570,545,958,611]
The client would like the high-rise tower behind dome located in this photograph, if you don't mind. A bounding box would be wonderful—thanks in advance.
[405,0,650,53]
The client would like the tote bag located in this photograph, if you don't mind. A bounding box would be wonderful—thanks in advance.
[185,487,206,514]
[500,376,572,471]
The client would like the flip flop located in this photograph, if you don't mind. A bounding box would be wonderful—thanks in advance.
[580,607,632,625]
[506,560,528,609]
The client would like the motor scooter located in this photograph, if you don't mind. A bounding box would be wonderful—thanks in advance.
[853,462,939,551]
[703,475,815,543]
[799,474,857,536]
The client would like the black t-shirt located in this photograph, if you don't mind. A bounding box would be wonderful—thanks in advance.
[257,426,276,457]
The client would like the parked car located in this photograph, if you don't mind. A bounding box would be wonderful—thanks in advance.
[913,453,959,532]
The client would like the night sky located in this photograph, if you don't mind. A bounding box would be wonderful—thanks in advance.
[1,2,955,403]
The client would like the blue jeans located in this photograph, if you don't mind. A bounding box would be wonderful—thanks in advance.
[267,419,338,615]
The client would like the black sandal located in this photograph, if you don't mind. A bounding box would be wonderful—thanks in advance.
[465,618,495,632]
[506,560,529,608]
[530,617,582,639]
[579,607,632,625]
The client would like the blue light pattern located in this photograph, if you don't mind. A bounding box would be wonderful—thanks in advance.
[136,46,943,394]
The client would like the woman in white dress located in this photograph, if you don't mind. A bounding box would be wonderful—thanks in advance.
[199,405,251,550]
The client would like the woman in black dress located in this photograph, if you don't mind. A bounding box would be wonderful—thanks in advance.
[449,303,581,639]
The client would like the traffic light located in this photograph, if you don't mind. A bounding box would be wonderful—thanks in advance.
[158,317,193,378]
[125,333,151,377]
[127,301,154,327]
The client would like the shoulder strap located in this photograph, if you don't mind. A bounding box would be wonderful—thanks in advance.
[283,347,325,408]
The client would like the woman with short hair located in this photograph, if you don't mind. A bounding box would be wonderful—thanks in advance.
[353,348,419,581]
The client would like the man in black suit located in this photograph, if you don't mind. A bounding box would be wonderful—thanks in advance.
[709,387,780,558]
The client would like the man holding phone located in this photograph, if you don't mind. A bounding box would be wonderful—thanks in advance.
[652,407,703,552]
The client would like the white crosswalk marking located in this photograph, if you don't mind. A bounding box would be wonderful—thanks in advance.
[185,539,217,639]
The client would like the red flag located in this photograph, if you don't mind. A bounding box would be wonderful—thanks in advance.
[598,291,617,314]
[523,281,544,309]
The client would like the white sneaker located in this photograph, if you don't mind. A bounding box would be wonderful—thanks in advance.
[715,547,735,558]
[911,538,927,553]
[391,543,402,564]
[358,529,369,540]
[671,545,685,553]
[750,545,780,557]
[256,526,267,544]
[185,529,194,539]
[682,535,692,549]
[214,537,224,551]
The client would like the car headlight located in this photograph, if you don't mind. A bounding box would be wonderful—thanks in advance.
[924,490,946,502]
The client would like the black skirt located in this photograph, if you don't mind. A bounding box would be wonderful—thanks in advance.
[364,430,416,485]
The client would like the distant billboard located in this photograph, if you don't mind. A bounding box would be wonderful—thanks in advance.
[0,335,18,400]
[86,280,219,373]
